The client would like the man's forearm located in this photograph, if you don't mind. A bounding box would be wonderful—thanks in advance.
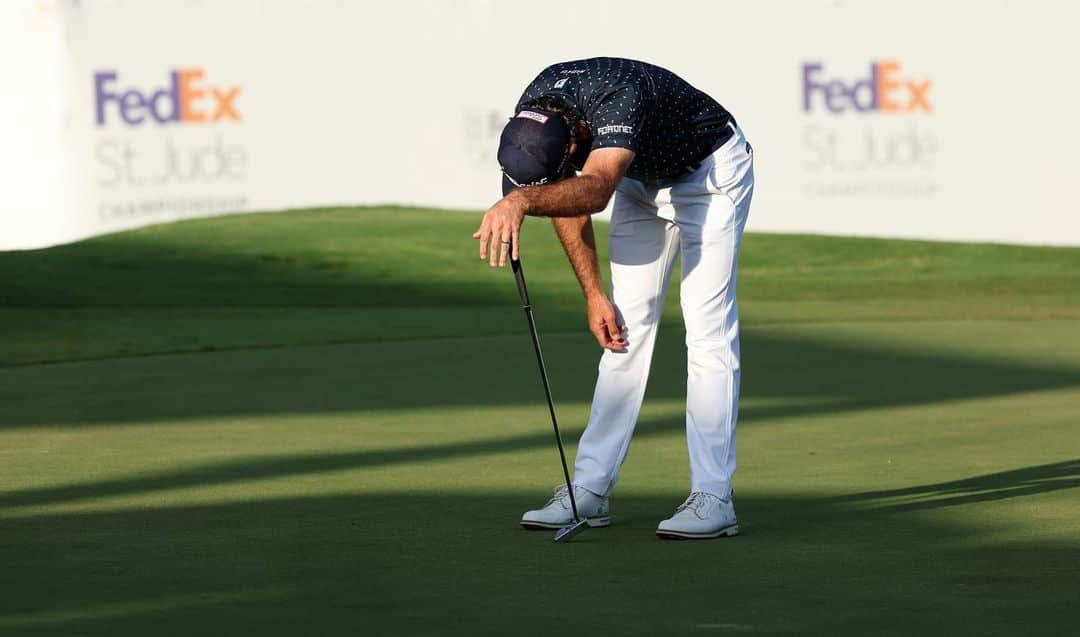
[510,174,615,218]
[551,216,605,300]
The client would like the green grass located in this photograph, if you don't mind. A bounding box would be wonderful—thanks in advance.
[0,207,1078,635]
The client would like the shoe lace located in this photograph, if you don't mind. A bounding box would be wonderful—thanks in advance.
[676,492,710,515]
[546,484,569,507]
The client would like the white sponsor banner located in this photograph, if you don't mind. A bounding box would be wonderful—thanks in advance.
[1,0,1078,250]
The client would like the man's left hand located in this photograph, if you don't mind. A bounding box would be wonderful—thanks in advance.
[473,193,526,267]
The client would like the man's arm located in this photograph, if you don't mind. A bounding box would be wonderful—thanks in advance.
[474,147,634,267]
[509,147,635,217]
[550,215,627,350]
[551,216,604,298]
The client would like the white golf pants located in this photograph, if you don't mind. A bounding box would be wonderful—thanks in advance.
[573,126,754,500]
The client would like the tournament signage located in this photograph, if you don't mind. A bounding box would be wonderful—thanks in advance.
[89,67,250,227]
[799,60,938,199]
[93,69,242,126]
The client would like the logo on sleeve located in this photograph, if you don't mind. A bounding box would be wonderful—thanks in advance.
[597,124,633,136]
[553,78,569,89]
[515,111,550,124]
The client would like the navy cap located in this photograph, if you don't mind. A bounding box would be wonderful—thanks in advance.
[498,109,573,196]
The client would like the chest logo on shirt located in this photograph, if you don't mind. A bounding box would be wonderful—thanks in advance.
[553,78,570,89]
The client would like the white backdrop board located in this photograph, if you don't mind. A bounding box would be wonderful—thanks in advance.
[2,0,1078,250]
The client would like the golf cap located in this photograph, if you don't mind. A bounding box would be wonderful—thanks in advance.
[498,108,573,196]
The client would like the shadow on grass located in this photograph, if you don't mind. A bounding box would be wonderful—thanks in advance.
[841,459,1080,512]
[0,428,580,510]
[3,320,1079,514]
[3,325,1080,430]
[3,399,1079,512]
[1,487,1077,636]
[0,208,567,310]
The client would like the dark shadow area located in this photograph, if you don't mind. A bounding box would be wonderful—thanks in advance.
[4,208,1079,436]
[4,375,1078,513]
[1,488,1077,636]
[2,324,1079,429]
[0,209,575,310]
[0,429,581,510]
[4,310,1079,516]
[840,459,1080,512]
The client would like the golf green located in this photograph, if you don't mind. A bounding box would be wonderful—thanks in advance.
[1,208,1078,635]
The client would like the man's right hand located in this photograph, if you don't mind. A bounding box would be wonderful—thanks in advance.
[587,294,627,351]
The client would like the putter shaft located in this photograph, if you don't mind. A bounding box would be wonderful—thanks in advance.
[510,257,582,525]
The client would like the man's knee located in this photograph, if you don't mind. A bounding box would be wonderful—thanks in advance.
[685,335,740,374]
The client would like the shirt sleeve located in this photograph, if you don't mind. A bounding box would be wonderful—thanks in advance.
[587,79,650,153]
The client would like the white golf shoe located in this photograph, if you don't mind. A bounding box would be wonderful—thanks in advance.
[520,485,611,530]
[655,492,740,540]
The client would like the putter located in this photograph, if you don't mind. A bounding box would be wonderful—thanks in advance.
[511,254,588,543]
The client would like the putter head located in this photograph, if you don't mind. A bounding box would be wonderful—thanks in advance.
[553,518,588,543]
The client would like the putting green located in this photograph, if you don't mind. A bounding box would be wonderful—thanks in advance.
[1,208,1078,635]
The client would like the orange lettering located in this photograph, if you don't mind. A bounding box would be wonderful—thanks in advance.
[876,61,902,112]
[907,79,933,113]
[211,86,242,122]
[178,68,206,123]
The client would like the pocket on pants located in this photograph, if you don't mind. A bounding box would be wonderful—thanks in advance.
[708,155,738,194]
[708,136,754,197]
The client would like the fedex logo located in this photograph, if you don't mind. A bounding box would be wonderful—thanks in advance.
[94,69,241,126]
[802,61,932,114]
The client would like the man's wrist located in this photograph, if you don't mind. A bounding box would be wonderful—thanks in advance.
[506,189,531,215]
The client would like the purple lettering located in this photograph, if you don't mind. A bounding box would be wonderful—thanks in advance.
[119,90,147,125]
[851,64,877,112]
[93,71,117,126]
[824,80,849,114]
[802,62,825,112]
[148,72,180,124]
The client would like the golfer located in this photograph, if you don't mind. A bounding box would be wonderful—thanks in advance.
[474,57,754,539]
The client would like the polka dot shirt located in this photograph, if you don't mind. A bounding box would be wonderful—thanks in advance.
[515,57,735,186]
